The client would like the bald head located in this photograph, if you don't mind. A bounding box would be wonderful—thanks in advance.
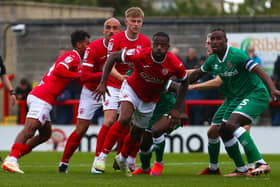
[103,17,121,42]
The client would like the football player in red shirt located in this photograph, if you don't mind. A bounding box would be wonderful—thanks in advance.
[1,30,90,174]
[92,7,151,173]
[58,18,121,174]
[94,32,188,174]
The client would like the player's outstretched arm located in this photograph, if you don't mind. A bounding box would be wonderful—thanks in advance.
[188,76,222,91]
[251,65,280,101]
[188,68,206,84]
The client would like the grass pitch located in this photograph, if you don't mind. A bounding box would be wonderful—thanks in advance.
[0,152,278,187]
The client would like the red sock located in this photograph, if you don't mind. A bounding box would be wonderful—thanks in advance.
[117,126,129,154]
[95,125,109,157]
[102,121,125,154]
[120,133,133,158]
[128,140,140,158]
[61,131,82,163]
[10,143,32,159]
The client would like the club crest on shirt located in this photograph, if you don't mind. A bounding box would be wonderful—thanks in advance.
[64,56,73,63]
[227,62,232,68]
[162,68,169,76]
[108,42,113,51]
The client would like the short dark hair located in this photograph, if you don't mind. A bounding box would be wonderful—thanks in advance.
[152,32,169,42]
[71,30,90,48]
[211,28,227,39]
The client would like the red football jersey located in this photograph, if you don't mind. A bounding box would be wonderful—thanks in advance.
[81,38,107,91]
[107,31,151,89]
[123,48,187,102]
[30,50,81,105]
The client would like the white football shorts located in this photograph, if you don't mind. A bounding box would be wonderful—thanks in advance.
[102,86,121,111]
[78,86,102,120]
[26,94,53,125]
[120,80,156,128]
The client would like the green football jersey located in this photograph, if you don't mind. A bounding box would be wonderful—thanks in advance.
[201,46,267,99]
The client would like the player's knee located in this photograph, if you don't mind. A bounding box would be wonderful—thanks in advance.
[218,123,233,140]
[140,132,153,152]
[118,117,131,127]
[130,126,144,141]
[76,121,90,136]
[207,125,220,139]
[104,118,115,127]
[151,127,163,138]
[23,124,38,139]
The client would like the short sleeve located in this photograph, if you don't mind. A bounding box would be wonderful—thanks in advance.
[122,48,142,64]
[201,56,214,72]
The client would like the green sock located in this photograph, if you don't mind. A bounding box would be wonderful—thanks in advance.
[139,151,152,171]
[154,140,165,163]
[208,139,220,164]
[237,130,262,162]
[224,140,245,167]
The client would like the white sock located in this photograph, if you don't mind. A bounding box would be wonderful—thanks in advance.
[6,156,17,163]
[256,159,267,165]
[127,156,136,165]
[247,163,255,169]
[209,163,219,170]
[99,152,108,159]
[236,166,248,173]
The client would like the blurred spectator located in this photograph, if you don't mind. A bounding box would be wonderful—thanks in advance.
[59,47,66,56]
[184,48,201,124]
[15,78,32,100]
[270,56,280,126]
[170,47,184,63]
[184,48,199,69]
[15,78,32,123]
[248,46,262,65]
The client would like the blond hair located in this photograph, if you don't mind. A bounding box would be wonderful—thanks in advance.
[125,7,144,18]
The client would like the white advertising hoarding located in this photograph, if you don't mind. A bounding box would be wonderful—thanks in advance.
[227,33,280,75]
[0,125,279,154]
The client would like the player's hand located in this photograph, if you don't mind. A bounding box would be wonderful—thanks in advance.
[169,109,189,128]
[168,109,181,129]
[10,95,17,106]
[94,81,109,102]
[188,84,195,90]
[120,75,129,81]
[270,89,280,102]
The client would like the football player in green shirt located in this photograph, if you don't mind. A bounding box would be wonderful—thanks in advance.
[188,28,280,177]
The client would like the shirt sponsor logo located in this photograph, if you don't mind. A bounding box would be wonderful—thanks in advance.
[126,49,136,56]
[220,69,239,77]
[140,72,164,84]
